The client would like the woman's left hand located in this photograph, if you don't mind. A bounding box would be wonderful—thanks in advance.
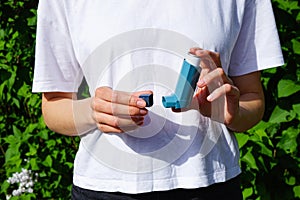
[189,48,240,126]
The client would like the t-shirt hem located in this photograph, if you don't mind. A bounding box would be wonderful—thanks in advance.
[229,56,284,77]
[32,81,79,93]
[73,166,242,194]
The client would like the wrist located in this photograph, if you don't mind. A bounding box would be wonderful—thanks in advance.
[73,98,97,135]
[224,104,244,133]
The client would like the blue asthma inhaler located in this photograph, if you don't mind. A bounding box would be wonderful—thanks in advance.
[162,52,201,109]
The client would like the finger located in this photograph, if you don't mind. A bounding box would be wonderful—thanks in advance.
[194,88,212,117]
[92,97,148,116]
[190,47,220,63]
[195,86,210,104]
[131,116,145,124]
[207,83,239,102]
[197,68,233,88]
[111,90,153,107]
[93,111,144,127]
[97,119,144,133]
[96,88,152,108]
[189,49,222,72]
[97,123,123,133]
[194,49,221,68]
[189,47,203,54]
[189,49,215,82]
[171,108,182,113]
[125,90,153,108]
[171,87,208,113]
[93,112,144,131]
[95,87,135,106]
[95,87,114,100]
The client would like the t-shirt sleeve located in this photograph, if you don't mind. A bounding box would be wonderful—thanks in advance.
[32,0,83,93]
[228,0,284,76]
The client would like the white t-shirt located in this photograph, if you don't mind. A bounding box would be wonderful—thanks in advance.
[33,0,284,194]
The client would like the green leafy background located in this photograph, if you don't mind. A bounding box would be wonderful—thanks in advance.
[0,0,299,199]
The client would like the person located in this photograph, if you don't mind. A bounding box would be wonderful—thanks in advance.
[32,0,284,199]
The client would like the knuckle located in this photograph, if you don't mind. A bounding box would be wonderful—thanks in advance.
[97,123,105,131]
[95,87,104,95]
[224,83,231,90]
[93,113,101,123]
[129,107,139,116]
[224,83,233,92]
[92,100,99,111]
[202,50,210,55]
[110,103,117,114]
[91,97,96,110]
[113,117,120,127]
[129,95,137,105]
[216,67,225,75]
[95,87,112,99]
[93,101,103,112]
[112,91,118,101]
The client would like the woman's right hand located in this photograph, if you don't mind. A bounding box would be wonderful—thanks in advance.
[91,87,152,133]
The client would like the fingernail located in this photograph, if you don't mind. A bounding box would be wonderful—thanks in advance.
[207,94,213,101]
[137,100,145,107]
[140,109,148,115]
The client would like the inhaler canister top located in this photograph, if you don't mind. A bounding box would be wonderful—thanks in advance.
[186,52,201,68]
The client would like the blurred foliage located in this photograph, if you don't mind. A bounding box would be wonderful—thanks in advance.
[0,0,299,199]
[237,0,300,199]
[0,1,79,199]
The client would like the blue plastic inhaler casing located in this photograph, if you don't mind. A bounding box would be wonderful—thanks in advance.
[162,53,201,109]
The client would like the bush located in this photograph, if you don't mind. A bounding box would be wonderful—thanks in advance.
[237,1,300,199]
[0,1,79,199]
[0,0,299,199]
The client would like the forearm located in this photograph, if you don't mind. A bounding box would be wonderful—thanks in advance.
[42,93,96,136]
[227,92,265,133]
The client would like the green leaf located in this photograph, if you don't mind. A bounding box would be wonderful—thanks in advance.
[25,143,37,156]
[5,142,20,156]
[286,176,296,186]
[17,83,30,98]
[38,130,49,140]
[1,181,10,195]
[257,141,273,157]
[236,134,249,149]
[277,127,299,153]
[292,38,300,54]
[52,175,62,188]
[42,155,53,167]
[294,185,300,198]
[0,82,6,99]
[46,139,56,148]
[277,79,300,98]
[29,158,39,170]
[12,97,20,108]
[27,15,37,26]
[269,106,290,123]
[257,156,268,172]
[13,125,22,139]
[4,135,19,145]
[5,148,21,164]
[241,148,259,170]
[293,103,300,118]
[24,123,38,135]
[65,162,74,169]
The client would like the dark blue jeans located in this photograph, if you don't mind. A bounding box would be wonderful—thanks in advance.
[71,175,243,200]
